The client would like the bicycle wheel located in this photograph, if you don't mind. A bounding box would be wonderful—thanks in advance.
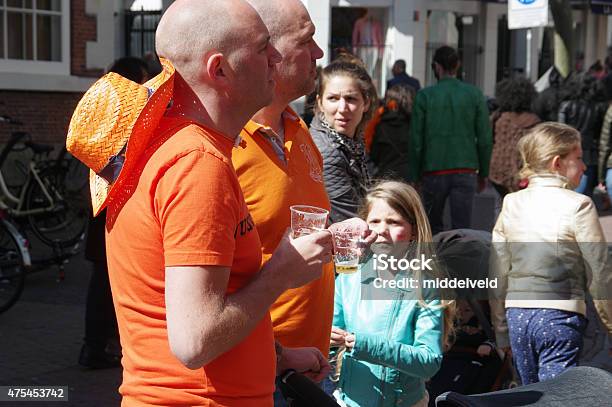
[0,220,27,313]
[25,166,88,248]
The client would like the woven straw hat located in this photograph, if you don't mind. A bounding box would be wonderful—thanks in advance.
[67,57,175,216]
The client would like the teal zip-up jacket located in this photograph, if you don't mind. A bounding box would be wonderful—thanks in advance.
[408,77,492,181]
[333,258,444,407]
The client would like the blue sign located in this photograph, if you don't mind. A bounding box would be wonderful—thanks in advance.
[518,0,536,4]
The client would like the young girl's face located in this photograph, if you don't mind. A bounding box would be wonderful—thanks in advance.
[317,74,369,138]
[555,144,586,188]
[366,198,414,246]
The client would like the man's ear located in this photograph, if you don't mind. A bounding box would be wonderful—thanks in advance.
[455,61,462,73]
[551,155,562,171]
[206,53,228,85]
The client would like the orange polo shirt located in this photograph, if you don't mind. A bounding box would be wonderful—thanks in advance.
[233,108,335,357]
[107,117,274,406]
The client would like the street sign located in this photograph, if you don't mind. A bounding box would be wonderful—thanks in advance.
[508,0,549,30]
[590,0,612,14]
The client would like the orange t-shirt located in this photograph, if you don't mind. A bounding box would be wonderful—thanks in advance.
[106,117,274,407]
[233,108,335,357]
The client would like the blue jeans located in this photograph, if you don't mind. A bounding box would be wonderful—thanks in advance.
[421,173,477,235]
[575,165,597,197]
[507,308,586,385]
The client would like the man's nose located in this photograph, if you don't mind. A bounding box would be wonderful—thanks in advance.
[312,41,324,60]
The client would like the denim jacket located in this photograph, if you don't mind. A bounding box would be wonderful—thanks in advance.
[333,258,444,407]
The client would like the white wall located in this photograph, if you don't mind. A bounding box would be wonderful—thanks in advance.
[85,0,117,71]
[302,0,332,66]
[395,0,425,84]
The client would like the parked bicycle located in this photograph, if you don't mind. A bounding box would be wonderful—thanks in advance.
[0,115,88,249]
[0,209,31,313]
[0,114,89,313]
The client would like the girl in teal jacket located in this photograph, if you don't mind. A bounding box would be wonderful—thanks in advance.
[331,181,454,407]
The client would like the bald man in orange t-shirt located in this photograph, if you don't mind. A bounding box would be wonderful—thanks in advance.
[103,1,334,406]
[234,2,375,404]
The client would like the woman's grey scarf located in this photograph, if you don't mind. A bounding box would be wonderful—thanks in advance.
[318,115,371,195]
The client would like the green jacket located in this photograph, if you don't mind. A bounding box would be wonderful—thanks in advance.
[409,77,492,181]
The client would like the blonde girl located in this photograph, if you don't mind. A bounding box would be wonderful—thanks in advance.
[491,122,612,385]
[331,181,454,407]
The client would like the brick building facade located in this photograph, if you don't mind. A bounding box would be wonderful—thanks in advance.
[0,0,108,145]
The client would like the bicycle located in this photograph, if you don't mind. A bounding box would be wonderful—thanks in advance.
[0,115,89,313]
[0,208,31,313]
[0,115,89,250]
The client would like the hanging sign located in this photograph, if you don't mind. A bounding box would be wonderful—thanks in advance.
[508,0,549,30]
[591,0,612,14]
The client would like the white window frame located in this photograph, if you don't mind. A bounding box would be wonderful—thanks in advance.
[0,0,70,75]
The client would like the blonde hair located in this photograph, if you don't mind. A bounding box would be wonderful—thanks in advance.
[359,180,456,350]
[518,122,581,179]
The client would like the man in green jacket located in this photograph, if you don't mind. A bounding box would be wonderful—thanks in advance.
[409,46,492,234]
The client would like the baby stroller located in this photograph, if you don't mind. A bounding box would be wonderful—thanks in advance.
[435,366,612,406]
[426,229,515,406]
[278,370,341,407]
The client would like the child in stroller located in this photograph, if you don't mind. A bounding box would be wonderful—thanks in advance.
[426,229,515,405]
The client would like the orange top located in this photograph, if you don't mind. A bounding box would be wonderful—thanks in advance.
[364,105,385,153]
[233,108,335,357]
[106,117,274,407]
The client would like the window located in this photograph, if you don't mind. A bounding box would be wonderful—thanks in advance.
[0,0,69,75]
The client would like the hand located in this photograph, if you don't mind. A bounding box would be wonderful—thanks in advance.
[278,346,331,383]
[477,176,487,193]
[344,333,355,350]
[270,228,333,290]
[476,343,492,357]
[331,326,349,347]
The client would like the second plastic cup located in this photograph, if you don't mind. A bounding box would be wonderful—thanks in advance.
[333,230,361,274]
[290,205,329,238]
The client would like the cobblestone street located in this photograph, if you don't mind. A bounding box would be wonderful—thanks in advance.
[0,246,121,407]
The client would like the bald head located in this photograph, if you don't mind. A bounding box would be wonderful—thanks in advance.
[156,0,263,80]
[246,0,322,103]
[246,0,309,40]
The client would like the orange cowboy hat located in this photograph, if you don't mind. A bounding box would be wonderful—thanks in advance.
[66,57,175,216]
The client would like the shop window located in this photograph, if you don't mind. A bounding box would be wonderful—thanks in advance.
[331,6,391,97]
[125,0,162,58]
[1,0,63,62]
[497,15,533,81]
